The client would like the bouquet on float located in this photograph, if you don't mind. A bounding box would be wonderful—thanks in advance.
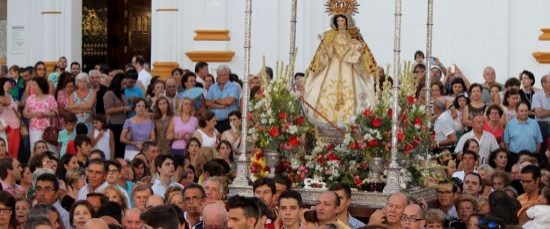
[344,63,430,161]
[248,57,312,181]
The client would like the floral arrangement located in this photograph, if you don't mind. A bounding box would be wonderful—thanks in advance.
[248,58,312,181]
[250,148,269,179]
[343,63,431,161]
[282,63,434,190]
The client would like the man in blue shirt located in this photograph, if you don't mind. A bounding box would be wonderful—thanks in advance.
[504,102,543,167]
[123,69,144,117]
[205,65,240,133]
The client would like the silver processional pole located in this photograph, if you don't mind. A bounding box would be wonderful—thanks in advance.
[384,0,403,194]
[230,0,253,193]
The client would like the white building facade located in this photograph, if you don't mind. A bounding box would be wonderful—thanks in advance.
[4,0,550,86]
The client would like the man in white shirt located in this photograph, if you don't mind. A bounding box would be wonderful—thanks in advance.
[454,114,499,164]
[452,151,479,181]
[132,55,152,90]
[151,155,183,196]
[78,159,109,200]
[432,98,457,153]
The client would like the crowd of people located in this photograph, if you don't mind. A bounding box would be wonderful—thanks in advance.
[0,49,548,229]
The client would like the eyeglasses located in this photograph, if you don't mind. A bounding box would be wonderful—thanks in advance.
[35,187,56,193]
[108,169,120,174]
[401,215,423,222]
[0,208,11,214]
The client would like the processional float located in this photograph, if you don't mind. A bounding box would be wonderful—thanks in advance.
[229,0,438,208]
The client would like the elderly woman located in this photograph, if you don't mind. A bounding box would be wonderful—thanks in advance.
[66,73,96,133]
[23,77,58,152]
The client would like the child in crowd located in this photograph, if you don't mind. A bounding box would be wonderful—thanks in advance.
[89,114,115,160]
[65,123,88,155]
[58,114,78,157]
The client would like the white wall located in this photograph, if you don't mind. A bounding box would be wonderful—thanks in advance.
[179,0,549,87]
[8,0,550,86]
[7,0,81,67]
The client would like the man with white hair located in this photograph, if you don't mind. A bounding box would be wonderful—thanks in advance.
[203,202,227,229]
[205,65,241,133]
[481,66,503,105]
[122,208,143,229]
[89,69,108,114]
[203,176,225,204]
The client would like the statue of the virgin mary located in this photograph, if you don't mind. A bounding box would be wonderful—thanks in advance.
[305,2,378,127]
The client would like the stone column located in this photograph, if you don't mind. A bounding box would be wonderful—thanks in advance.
[7,0,81,70]
[150,0,180,79]
[0,0,7,66]
[40,0,82,72]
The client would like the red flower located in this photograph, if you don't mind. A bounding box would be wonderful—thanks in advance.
[354,175,363,187]
[407,96,415,104]
[362,108,372,117]
[368,139,378,147]
[387,108,393,117]
[397,132,405,141]
[288,136,300,146]
[415,117,423,126]
[254,151,264,160]
[326,144,335,151]
[295,116,305,125]
[371,119,383,128]
[278,112,288,120]
[268,126,279,137]
[247,112,253,121]
[316,155,324,164]
[404,144,414,154]
[326,153,339,161]
[350,141,360,150]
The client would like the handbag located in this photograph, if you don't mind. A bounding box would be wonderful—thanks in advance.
[42,116,60,146]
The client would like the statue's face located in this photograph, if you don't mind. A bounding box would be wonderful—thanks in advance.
[337,16,347,29]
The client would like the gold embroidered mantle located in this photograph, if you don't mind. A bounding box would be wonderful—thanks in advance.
[305,29,378,126]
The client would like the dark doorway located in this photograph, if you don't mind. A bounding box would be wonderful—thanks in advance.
[82,0,151,72]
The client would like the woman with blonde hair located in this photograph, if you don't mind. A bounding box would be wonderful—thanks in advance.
[194,147,216,183]
[103,185,128,210]
[167,97,198,155]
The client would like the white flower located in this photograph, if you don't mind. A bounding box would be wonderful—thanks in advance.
[286,125,298,134]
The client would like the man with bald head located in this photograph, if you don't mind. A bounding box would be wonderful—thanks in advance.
[203,202,227,228]
[122,208,143,229]
[84,218,109,229]
[89,69,108,114]
[368,192,409,229]
[315,191,350,228]
[401,204,425,229]
[145,195,164,209]
[165,77,178,108]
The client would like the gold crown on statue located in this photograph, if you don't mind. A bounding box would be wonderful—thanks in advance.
[325,0,359,15]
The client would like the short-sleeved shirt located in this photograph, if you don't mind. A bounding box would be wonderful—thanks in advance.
[58,129,76,157]
[26,94,58,131]
[10,77,25,101]
[532,91,550,122]
[206,82,240,121]
[123,118,154,151]
[434,111,455,142]
[454,130,499,164]
[124,87,145,117]
[504,118,543,153]
[103,91,128,125]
